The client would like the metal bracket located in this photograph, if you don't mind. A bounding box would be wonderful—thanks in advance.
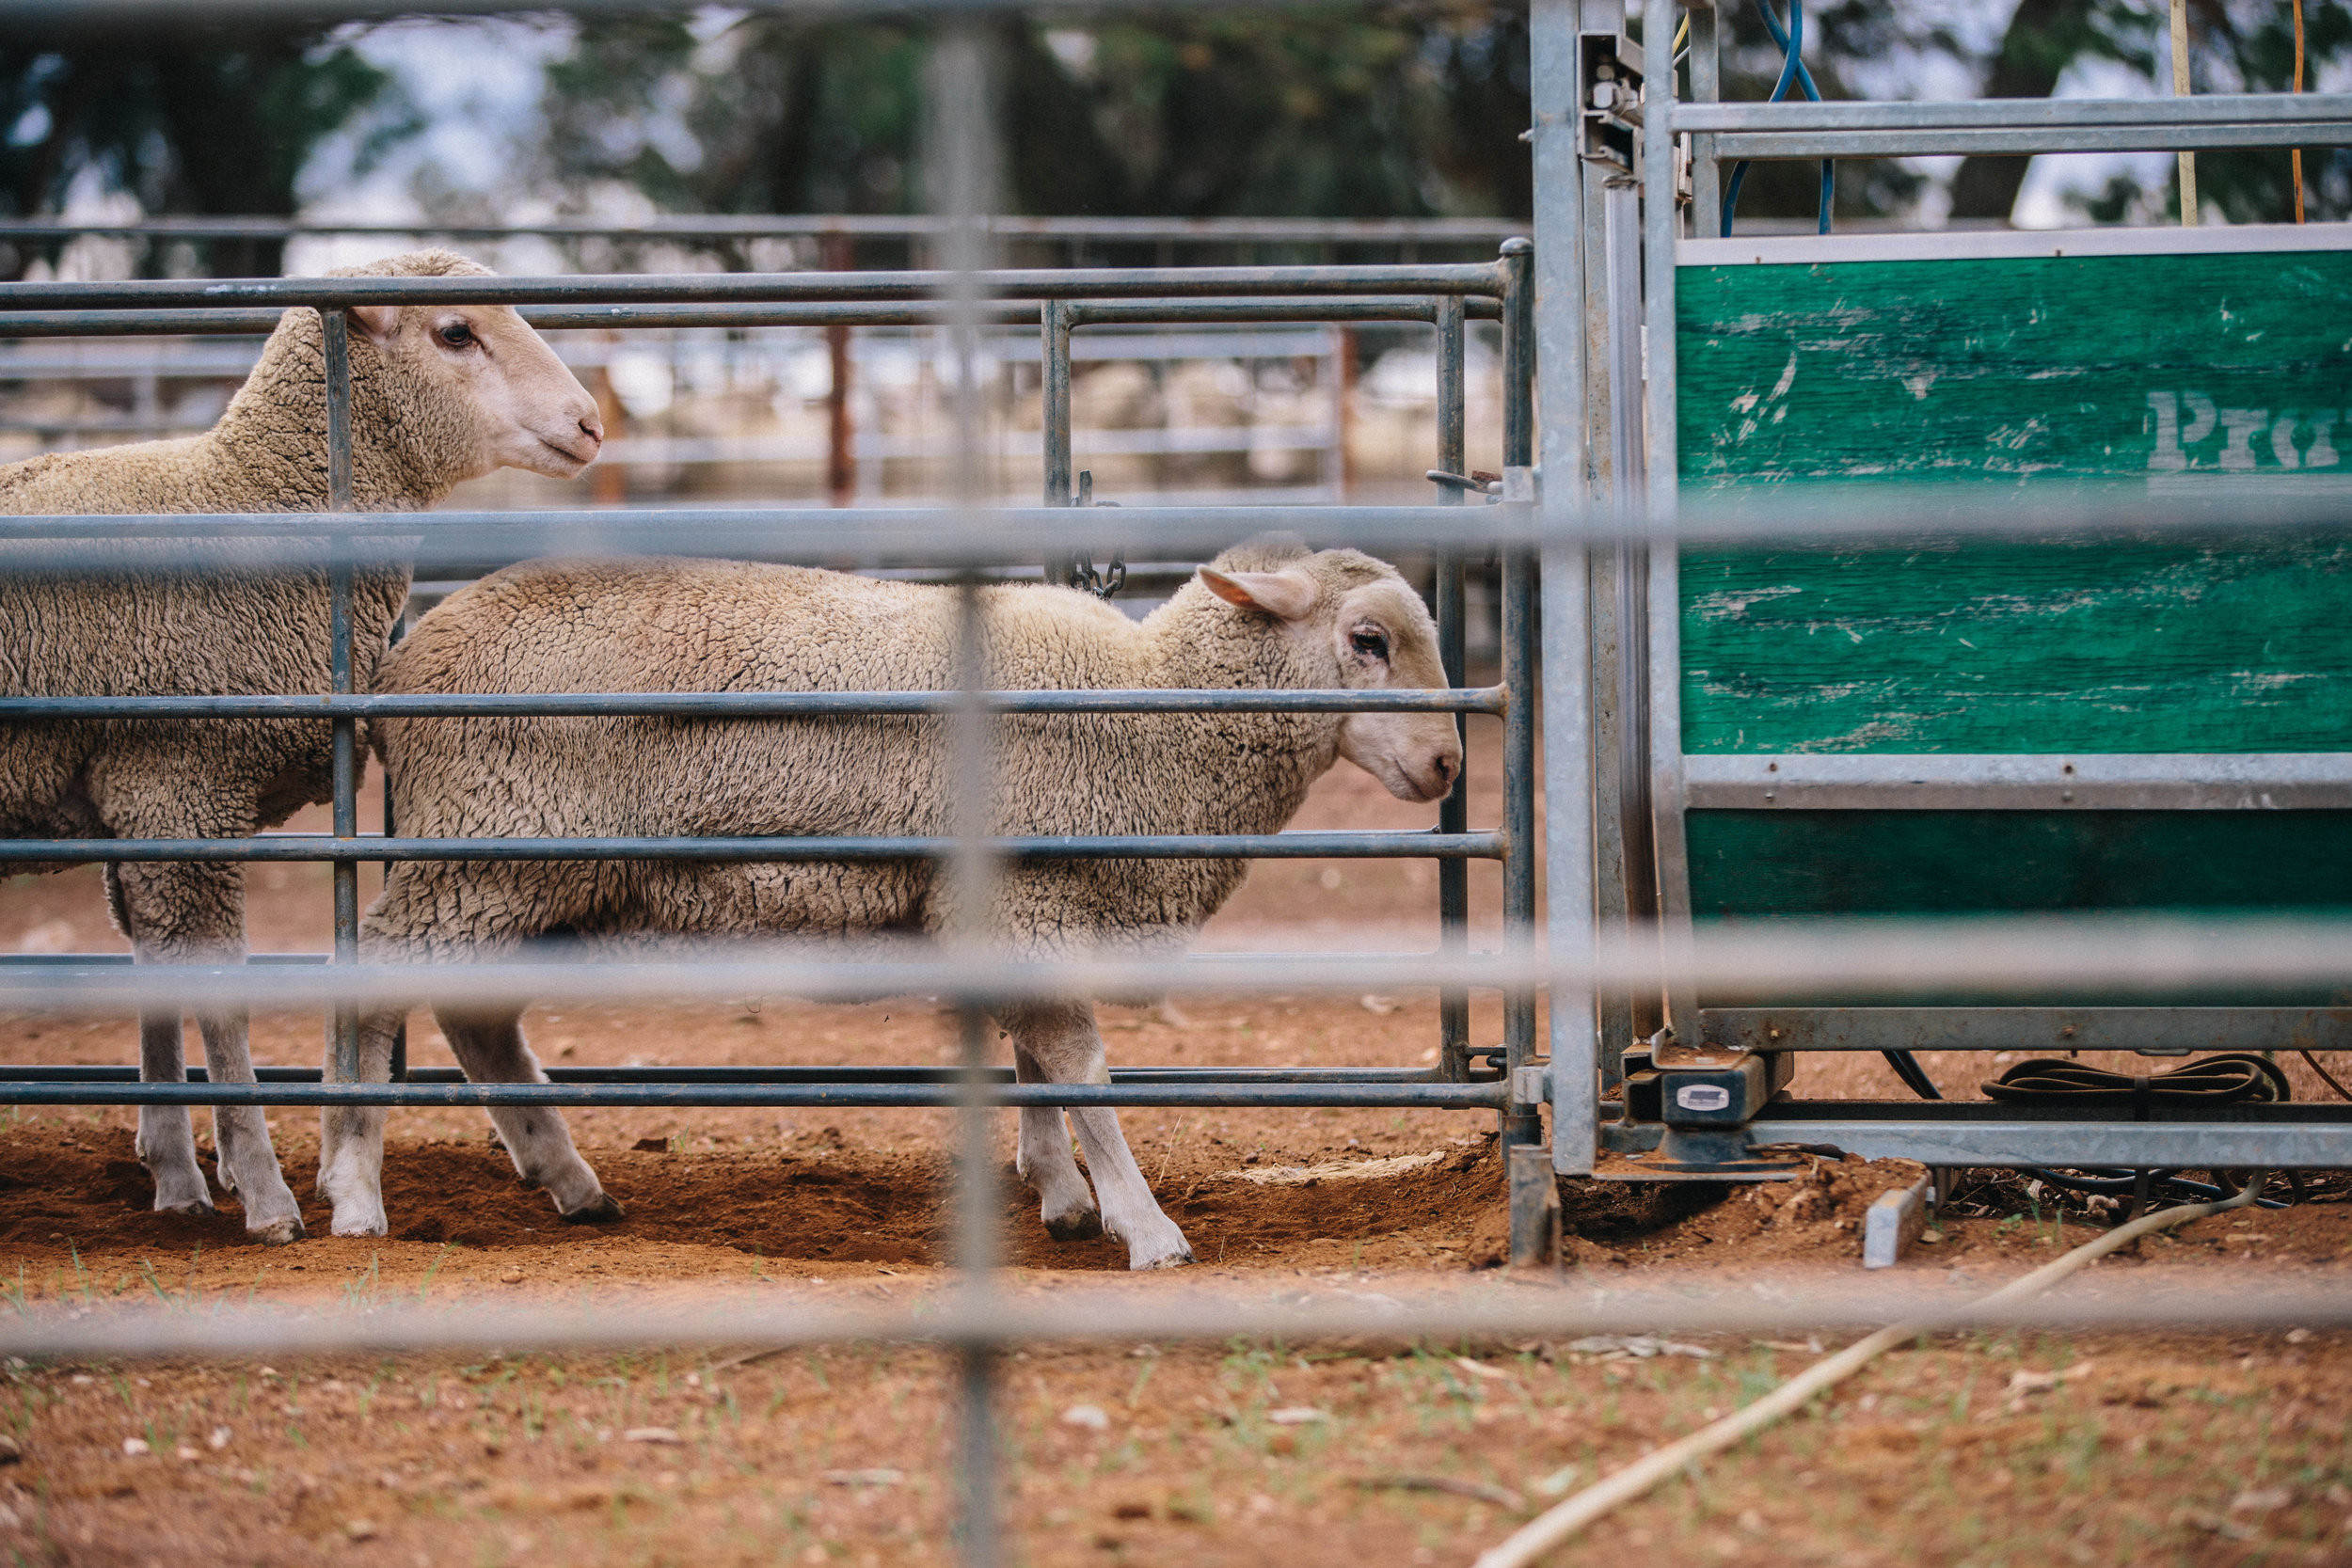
[1510,1064,1552,1106]
[1427,467,1502,498]
[1581,32,1645,172]
[1062,469,1126,600]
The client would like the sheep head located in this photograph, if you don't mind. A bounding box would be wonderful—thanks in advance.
[1198,539,1462,804]
[339,250,604,486]
[221,249,605,506]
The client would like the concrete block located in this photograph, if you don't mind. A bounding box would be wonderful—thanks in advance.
[1863,1174,1932,1269]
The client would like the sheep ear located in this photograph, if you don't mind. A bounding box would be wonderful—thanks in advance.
[345,305,400,343]
[1199,566,1318,621]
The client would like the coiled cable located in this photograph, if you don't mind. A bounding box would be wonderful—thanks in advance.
[1720,0,1836,237]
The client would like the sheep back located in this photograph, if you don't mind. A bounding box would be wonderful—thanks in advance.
[0,250,499,855]
[373,555,1346,959]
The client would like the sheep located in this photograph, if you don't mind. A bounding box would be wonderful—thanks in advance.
[0,249,605,1245]
[320,535,1461,1268]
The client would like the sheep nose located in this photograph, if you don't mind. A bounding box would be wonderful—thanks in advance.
[1430,751,1460,793]
[578,409,606,447]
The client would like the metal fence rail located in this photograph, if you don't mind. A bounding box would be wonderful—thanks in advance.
[0,212,1526,262]
[9,1277,2352,1370]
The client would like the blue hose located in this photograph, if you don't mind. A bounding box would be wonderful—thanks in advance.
[1721,0,1836,237]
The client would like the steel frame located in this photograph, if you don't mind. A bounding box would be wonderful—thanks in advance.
[0,256,1543,1148]
[0,213,1524,257]
[1534,2,2352,1177]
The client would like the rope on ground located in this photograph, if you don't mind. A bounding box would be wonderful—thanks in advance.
[1471,1174,2272,1568]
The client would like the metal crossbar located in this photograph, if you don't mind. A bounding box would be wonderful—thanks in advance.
[0,263,1508,310]
[0,213,1524,248]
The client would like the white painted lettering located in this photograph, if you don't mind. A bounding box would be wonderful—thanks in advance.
[2272,412,2303,469]
[2217,407,2269,471]
[2310,413,2342,468]
[2146,391,2184,470]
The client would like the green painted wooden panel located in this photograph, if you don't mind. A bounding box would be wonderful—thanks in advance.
[1681,535,2352,753]
[1688,808,2352,997]
[1688,809,2352,916]
[1675,246,2352,754]
[1693,808,2352,1006]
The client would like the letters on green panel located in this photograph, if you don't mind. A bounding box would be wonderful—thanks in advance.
[1677,251,2352,483]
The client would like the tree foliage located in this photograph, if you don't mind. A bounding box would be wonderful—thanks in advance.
[527,8,1532,223]
[1,2,2347,253]
[0,21,409,275]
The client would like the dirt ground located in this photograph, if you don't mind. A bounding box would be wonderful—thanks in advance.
[2,724,2350,1564]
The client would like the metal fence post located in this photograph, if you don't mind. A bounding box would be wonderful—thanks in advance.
[1433,293,1471,1084]
[1602,175,1660,1066]
[322,307,360,1087]
[383,610,407,1084]
[1687,1,1724,239]
[1041,297,1073,508]
[1644,0,1700,1050]
[1534,0,1600,1176]
[1498,240,1541,1149]
[931,23,1003,1568]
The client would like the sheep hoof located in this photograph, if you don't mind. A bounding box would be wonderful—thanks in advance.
[249,1214,307,1247]
[561,1194,626,1225]
[1044,1208,1104,1242]
[1132,1246,1196,1272]
[154,1198,216,1219]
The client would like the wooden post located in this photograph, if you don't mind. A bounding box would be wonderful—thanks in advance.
[2170,0,2199,224]
[2295,0,2308,224]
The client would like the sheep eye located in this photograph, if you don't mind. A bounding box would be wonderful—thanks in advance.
[437,322,475,348]
[1351,628,1390,660]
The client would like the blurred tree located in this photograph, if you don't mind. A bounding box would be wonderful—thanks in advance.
[1946,0,2120,222]
[0,21,411,276]
[1707,0,1963,227]
[526,7,1534,234]
[1944,0,2352,225]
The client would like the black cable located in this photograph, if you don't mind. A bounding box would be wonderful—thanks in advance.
[1879,1050,2292,1211]
[1882,1049,1942,1101]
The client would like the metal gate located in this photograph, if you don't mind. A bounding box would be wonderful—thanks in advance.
[0,256,1549,1186]
[1537,0,2352,1183]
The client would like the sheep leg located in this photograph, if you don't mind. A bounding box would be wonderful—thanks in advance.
[435,1006,622,1224]
[192,1001,307,1244]
[1001,1001,1192,1271]
[1012,1044,1102,1242]
[107,862,305,1246]
[316,1006,403,1238]
[134,1009,215,1216]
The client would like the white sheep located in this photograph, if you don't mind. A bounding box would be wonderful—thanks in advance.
[0,250,604,1244]
[324,536,1461,1268]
